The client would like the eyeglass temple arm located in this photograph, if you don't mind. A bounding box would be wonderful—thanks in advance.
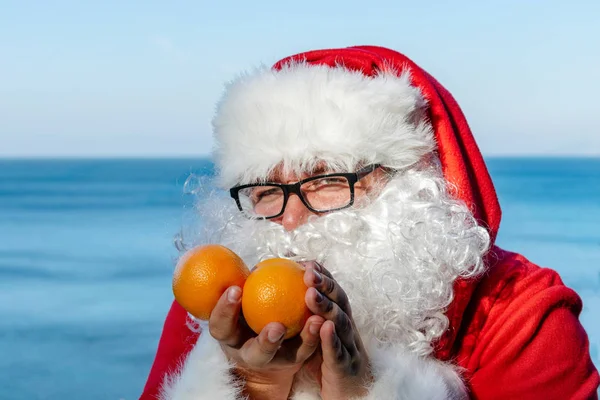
[357,163,382,178]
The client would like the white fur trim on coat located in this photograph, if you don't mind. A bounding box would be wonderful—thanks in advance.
[160,333,466,399]
[358,344,468,400]
[212,62,436,188]
[159,329,244,400]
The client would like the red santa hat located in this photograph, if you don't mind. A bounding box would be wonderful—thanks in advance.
[212,45,502,359]
[213,46,500,239]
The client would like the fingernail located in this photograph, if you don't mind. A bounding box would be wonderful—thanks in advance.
[268,329,285,343]
[312,270,322,284]
[309,322,322,336]
[227,287,241,303]
[315,290,324,303]
[314,262,323,272]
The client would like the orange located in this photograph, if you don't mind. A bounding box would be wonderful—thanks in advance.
[172,244,250,320]
[242,258,311,339]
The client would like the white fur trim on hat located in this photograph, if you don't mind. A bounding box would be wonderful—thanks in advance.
[212,62,436,188]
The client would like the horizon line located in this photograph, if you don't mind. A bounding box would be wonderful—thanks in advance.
[0,154,599,161]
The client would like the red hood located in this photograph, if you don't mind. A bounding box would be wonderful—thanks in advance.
[274,46,502,360]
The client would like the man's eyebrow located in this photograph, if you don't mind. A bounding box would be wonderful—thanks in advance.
[263,166,332,182]
[255,164,341,184]
[310,165,330,175]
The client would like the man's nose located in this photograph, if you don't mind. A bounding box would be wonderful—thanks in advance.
[279,194,311,231]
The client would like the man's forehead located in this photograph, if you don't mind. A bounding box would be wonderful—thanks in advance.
[265,161,340,182]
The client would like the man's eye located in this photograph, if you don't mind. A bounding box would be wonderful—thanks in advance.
[253,188,281,201]
[306,177,349,190]
[323,177,348,184]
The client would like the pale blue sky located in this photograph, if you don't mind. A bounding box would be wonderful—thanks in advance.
[1,0,599,157]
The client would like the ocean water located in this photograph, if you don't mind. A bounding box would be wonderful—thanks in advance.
[0,158,598,399]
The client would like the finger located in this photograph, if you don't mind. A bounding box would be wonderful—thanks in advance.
[320,321,351,374]
[240,322,286,368]
[306,287,358,357]
[303,266,351,316]
[301,261,333,279]
[208,286,243,347]
[294,315,326,362]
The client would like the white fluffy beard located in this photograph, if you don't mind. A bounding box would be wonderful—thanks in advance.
[183,162,491,357]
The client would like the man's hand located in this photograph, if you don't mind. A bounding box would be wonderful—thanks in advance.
[208,284,325,399]
[303,261,373,400]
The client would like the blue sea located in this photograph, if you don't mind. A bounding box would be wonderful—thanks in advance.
[0,158,598,399]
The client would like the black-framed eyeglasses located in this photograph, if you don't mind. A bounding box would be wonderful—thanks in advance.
[229,164,381,219]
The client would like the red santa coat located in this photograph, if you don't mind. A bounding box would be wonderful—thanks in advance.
[140,46,599,399]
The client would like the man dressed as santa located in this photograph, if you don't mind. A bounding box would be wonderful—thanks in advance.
[140,46,599,399]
